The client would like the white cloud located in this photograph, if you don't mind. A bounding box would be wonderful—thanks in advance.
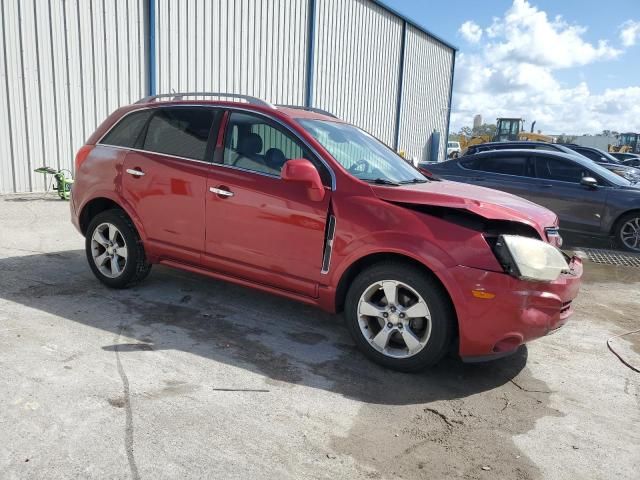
[485,0,620,68]
[619,20,640,47]
[459,20,483,43]
[451,0,639,135]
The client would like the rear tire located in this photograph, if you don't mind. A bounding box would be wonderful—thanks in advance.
[344,261,455,372]
[614,212,640,252]
[85,209,151,288]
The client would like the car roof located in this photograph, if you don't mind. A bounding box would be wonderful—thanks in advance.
[467,148,597,169]
[470,140,553,148]
[123,99,344,122]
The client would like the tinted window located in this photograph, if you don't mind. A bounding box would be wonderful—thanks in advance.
[535,157,588,183]
[222,112,331,185]
[574,148,604,162]
[101,110,152,148]
[532,144,557,151]
[143,107,215,161]
[462,156,527,176]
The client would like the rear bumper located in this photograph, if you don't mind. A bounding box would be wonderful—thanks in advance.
[70,194,81,234]
[447,256,582,360]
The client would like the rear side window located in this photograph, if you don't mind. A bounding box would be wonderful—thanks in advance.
[143,107,215,161]
[574,148,604,162]
[535,157,587,183]
[100,110,152,148]
[462,156,528,176]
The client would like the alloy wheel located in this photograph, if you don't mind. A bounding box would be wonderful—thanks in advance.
[357,280,432,359]
[620,217,640,251]
[91,222,128,278]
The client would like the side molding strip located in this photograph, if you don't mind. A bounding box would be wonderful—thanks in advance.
[321,214,336,275]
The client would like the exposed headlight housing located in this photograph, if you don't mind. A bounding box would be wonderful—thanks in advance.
[492,235,568,282]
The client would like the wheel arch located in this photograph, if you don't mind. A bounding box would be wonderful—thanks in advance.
[79,196,145,242]
[610,208,640,236]
[334,252,457,319]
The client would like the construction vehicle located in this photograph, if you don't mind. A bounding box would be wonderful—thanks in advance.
[455,117,552,157]
[609,132,639,154]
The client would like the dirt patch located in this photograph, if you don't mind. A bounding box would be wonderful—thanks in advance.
[332,364,554,479]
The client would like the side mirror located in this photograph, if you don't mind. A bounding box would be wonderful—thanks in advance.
[580,176,598,189]
[281,158,326,201]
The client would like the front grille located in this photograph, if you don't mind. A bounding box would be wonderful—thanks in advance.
[560,301,572,314]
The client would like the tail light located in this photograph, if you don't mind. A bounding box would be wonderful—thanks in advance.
[74,145,94,173]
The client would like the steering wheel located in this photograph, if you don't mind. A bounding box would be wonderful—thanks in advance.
[348,159,371,175]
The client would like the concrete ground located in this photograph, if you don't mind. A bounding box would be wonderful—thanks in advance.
[0,194,638,480]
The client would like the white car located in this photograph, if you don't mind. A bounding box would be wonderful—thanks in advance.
[447,141,461,158]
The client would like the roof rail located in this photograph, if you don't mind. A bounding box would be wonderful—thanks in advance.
[136,92,275,108]
[276,105,339,119]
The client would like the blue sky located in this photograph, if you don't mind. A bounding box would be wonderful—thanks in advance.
[385,0,640,134]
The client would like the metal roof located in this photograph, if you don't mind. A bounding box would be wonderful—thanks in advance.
[370,0,458,51]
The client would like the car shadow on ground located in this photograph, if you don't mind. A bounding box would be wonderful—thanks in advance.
[1,249,531,406]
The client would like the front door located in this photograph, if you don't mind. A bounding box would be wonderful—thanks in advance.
[526,155,608,233]
[121,106,219,264]
[203,111,333,297]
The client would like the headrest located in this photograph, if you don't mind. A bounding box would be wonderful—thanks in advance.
[237,133,262,155]
[264,148,287,169]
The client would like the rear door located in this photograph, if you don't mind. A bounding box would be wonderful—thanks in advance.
[203,110,333,297]
[121,106,219,263]
[526,155,608,233]
[458,154,537,199]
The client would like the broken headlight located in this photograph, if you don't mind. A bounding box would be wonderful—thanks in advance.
[492,234,568,282]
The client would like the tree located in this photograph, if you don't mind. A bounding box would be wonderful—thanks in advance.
[457,126,472,137]
[556,134,577,144]
[473,123,497,137]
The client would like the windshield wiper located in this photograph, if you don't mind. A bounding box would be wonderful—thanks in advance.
[399,178,428,184]
[363,178,401,186]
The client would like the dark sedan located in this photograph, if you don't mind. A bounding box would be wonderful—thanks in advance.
[422,149,640,251]
[464,141,640,182]
[610,152,640,167]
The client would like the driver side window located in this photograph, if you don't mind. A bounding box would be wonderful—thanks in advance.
[222,112,330,185]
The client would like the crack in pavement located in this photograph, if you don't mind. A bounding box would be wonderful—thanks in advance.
[509,378,552,394]
[114,324,141,480]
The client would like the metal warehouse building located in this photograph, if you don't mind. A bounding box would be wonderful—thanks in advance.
[0,0,455,194]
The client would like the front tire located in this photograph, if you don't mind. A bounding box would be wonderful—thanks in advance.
[85,209,151,288]
[344,262,455,372]
[615,212,640,252]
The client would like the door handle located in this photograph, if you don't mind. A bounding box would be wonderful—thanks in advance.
[126,168,145,177]
[540,184,553,188]
[209,187,234,197]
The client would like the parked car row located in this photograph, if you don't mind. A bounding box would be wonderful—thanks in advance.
[422,143,640,252]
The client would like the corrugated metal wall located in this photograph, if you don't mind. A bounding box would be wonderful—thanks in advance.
[311,0,402,147]
[0,0,147,193]
[397,25,454,162]
[154,0,309,105]
[0,0,454,193]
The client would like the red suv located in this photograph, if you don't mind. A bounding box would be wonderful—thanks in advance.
[71,93,582,371]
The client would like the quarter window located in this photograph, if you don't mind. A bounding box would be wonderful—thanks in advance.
[142,107,215,161]
[100,110,153,148]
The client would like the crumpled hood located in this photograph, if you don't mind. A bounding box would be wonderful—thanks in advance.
[371,180,558,233]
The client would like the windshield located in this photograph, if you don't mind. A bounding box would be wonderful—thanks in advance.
[587,159,634,186]
[298,119,426,185]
